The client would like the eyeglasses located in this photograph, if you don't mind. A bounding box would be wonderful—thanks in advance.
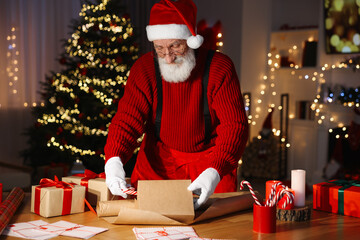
[154,41,187,58]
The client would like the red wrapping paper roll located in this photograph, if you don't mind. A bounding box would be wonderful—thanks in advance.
[0,187,25,235]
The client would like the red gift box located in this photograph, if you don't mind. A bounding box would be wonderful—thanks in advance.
[313,180,360,218]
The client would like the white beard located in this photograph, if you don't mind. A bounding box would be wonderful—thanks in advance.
[158,49,196,83]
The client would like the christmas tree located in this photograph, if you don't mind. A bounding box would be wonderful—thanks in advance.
[22,0,139,174]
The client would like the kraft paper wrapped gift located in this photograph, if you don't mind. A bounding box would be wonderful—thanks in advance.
[313,180,360,218]
[62,170,131,206]
[31,177,86,218]
[97,179,257,225]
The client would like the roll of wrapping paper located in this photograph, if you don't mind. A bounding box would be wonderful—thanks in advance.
[97,199,136,217]
[0,187,25,235]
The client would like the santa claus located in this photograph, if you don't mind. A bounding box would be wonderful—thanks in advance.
[104,0,249,209]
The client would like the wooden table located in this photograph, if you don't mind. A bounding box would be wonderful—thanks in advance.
[1,195,360,240]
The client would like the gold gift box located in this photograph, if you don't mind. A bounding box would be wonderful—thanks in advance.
[31,184,85,218]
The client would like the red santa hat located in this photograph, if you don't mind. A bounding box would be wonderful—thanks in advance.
[146,0,204,49]
[262,109,274,130]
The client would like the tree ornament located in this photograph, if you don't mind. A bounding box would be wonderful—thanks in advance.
[56,127,64,135]
[75,131,83,139]
[80,67,87,76]
[122,13,130,20]
[78,113,85,119]
[102,108,109,115]
[115,56,123,64]
[109,21,117,27]
[56,98,64,106]
[59,57,66,65]
[102,37,109,44]
[78,37,84,45]
[60,138,67,145]
[47,77,54,84]
[45,134,52,141]
[92,23,99,31]
[101,57,108,65]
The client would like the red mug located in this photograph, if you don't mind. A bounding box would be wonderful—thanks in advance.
[253,203,276,233]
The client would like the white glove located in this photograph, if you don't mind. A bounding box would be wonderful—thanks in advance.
[187,168,220,210]
[105,156,128,198]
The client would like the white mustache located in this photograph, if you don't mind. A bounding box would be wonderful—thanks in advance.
[158,49,196,83]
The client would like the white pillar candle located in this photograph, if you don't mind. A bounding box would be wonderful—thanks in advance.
[291,169,306,207]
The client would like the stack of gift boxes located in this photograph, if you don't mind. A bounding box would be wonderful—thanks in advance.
[30,170,130,218]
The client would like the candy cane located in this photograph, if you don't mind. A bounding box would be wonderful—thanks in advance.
[240,180,262,206]
[265,182,286,207]
[271,188,294,208]
[122,187,137,195]
[280,189,294,209]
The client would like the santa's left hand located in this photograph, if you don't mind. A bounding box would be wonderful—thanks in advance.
[187,168,220,210]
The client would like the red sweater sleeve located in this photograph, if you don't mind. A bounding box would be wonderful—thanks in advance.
[207,53,249,178]
[104,53,155,163]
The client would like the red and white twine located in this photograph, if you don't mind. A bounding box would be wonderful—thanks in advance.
[122,187,137,195]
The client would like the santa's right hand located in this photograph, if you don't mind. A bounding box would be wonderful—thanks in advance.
[105,156,128,198]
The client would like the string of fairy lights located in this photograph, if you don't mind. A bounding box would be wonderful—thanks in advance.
[6,27,20,98]
[251,39,360,147]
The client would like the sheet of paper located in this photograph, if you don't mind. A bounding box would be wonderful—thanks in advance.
[35,220,108,239]
[2,220,58,240]
[133,226,198,240]
[2,220,108,240]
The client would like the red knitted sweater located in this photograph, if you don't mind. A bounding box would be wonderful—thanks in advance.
[104,49,249,178]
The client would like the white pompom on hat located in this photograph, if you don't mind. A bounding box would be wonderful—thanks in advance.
[146,0,204,49]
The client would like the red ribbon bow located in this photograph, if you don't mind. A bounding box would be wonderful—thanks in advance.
[73,169,106,190]
[39,176,74,189]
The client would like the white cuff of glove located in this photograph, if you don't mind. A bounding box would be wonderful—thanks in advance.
[105,156,128,198]
[187,167,220,210]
